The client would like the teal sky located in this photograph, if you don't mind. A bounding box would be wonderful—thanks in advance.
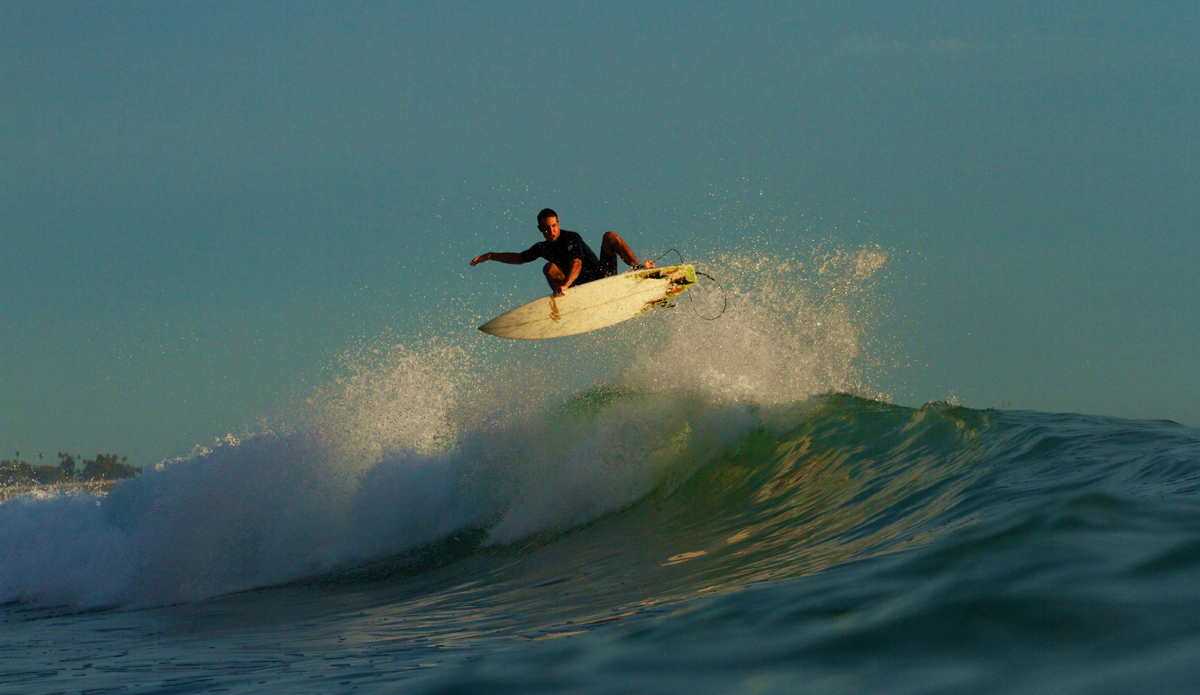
[3,2,1197,465]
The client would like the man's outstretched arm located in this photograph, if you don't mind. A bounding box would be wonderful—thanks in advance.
[471,252,526,266]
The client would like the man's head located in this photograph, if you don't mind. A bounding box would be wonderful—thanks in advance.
[537,208,560,242]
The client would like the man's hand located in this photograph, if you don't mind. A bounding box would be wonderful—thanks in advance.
[470,253,490,266]
[552,286,566,297]
[645,259,656,269]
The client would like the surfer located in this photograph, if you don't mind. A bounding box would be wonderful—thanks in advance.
[470,208,655,297]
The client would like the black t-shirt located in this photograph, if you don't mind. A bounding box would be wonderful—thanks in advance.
[519,231,603,281]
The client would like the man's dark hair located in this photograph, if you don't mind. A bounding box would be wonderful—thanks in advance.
[537,208,558,224]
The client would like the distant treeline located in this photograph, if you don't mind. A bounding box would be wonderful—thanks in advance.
[0,452,141,486]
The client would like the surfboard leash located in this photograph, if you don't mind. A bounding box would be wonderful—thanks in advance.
[689,270,727,320]
[652,249,728,321]
[653,248,686,266]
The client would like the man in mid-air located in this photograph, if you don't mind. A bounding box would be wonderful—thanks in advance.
[470,208,655,297]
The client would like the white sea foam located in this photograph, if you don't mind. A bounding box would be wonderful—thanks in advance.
[0,247,888,609]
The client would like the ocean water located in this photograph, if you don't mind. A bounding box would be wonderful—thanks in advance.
[3,250,1200,694]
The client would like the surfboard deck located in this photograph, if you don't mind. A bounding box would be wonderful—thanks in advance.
[479,264,696,339]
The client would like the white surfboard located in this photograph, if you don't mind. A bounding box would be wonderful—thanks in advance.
[479,265,696,339]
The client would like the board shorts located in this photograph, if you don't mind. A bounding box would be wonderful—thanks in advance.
[585,249,619,284]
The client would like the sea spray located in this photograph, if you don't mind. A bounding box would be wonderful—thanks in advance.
[0,245,892,609]
[624,245,890,405]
